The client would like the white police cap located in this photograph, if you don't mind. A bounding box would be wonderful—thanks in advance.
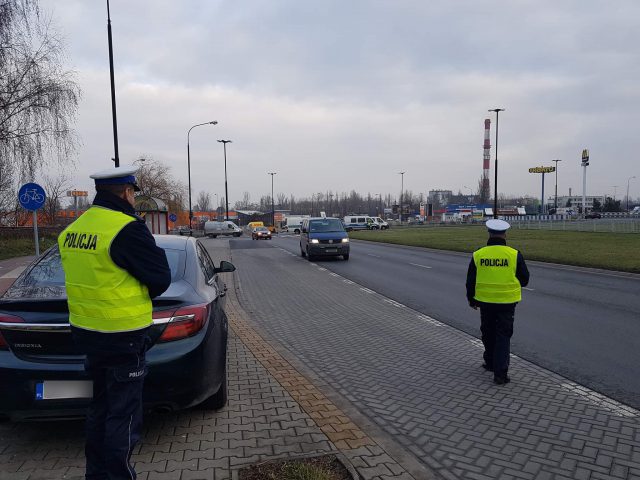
[485,219,510,232]
[90,165,140,191]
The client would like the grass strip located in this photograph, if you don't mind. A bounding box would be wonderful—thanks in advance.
[349,226,640,273]
[0,237,58,261]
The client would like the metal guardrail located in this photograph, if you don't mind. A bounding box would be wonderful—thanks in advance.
[507,218,640,233]
[382,219,640,234]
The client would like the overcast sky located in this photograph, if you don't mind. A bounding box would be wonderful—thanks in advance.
[45,0,640,206]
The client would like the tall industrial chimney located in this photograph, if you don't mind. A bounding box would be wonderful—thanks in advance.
[482,119,491,203]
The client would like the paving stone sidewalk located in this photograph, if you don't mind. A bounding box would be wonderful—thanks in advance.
[228,239,640,480]
[0,244,424,479]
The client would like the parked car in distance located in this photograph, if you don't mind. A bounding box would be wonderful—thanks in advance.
[0,236,234,421]
[300,217,350,261]
[204,220,243,238]
[585,212,602,219]
[252,226,272,240]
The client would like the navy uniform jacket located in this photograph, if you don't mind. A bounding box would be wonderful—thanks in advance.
[465,237,530,308]
[92,190,171,299]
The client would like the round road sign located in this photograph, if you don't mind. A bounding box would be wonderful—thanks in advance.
[18,183,46,211]
[169,213,177,222]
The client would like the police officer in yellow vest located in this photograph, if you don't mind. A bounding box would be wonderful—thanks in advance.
[466,219,529,385]
[59,165,170,480]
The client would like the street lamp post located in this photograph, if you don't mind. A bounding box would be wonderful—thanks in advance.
[268,172,276,228]
[217,140,232,221]
[398,172,405,222]
[627,176,636,212]
[488,108,505,218]
[552,159,562,210]
[187,121,218,235]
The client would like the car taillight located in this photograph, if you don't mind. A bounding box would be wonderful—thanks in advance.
[157,304,210,343]
[0,313,25,350]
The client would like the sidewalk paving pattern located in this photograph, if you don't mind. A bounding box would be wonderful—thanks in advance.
[0,246,419,479]
[228,240,640,480]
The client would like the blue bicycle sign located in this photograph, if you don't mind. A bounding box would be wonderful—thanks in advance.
[18,183,46,211]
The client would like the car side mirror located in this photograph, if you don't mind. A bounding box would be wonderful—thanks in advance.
[214,260,236,273]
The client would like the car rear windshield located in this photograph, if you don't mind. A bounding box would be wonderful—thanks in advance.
[14,246,184,290]
[309,219,345,232]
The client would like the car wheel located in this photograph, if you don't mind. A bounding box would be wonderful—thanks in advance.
[199,366,227,410]
[294,229,300,235]
[306,248,314,261]
[300,245,306,257]
[343,254,350,261]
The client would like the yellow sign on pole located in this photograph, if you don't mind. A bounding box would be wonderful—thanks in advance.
[528,166,555,174]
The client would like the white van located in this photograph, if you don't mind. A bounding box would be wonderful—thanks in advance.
[343,215,370,231]
[368,216,389,230]
[343,215,389,231]
[283,215,309,234]
[204,221,243,238]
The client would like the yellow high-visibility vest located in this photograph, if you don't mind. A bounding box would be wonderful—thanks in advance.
[473,245,521,304]
[58,206,152,332]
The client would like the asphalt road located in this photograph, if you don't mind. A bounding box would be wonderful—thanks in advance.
[264,234,640,409]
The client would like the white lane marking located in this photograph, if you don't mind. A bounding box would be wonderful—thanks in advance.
[317,267,327,271]
[417,314,444,327]
[343,279,355,285]
[523,287,535,291]
[384,299,406,308]
[0,266,27,279]
[409,263,432,269]
[367,253,381,258]
[360,287,375,294]
[329,272,340,277]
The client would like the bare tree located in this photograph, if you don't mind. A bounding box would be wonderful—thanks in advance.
[0,158,16,219]
[133,157,186,214]
[134,157,184,200]
[0,0,81,180]
[195,191,211,211]
[276,192,287,209]
[234,191,253,210]
[42,172,70,224]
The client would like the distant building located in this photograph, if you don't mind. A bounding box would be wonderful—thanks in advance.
[549,195,606,210]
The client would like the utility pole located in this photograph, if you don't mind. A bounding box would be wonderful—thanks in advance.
[489,108,505,218]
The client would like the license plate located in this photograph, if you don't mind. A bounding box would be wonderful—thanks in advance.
[35,380,93,400]
[325,248,337,253]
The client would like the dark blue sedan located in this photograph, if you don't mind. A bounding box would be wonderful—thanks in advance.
[0,235,234,421]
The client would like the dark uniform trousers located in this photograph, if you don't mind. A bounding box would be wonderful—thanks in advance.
[72,327,150,480]
[479,304,515,377]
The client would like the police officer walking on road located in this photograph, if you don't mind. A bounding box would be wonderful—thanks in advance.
[58,165,171,480]
[466,219,530,385]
